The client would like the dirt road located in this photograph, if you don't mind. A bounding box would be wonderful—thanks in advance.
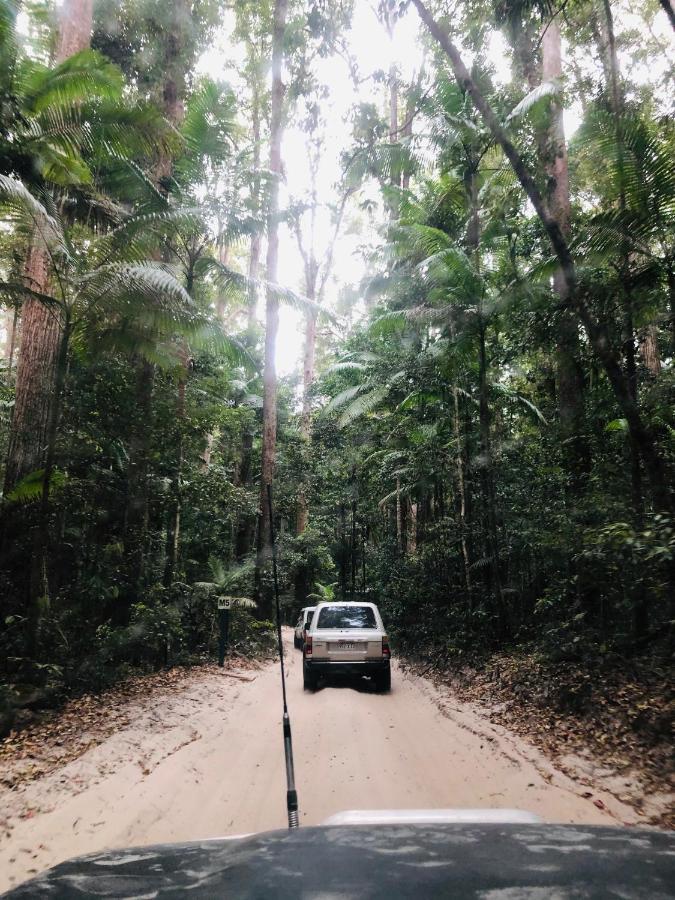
[0,630,641,892]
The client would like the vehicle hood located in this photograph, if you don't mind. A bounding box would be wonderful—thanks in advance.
[3,824,673,898]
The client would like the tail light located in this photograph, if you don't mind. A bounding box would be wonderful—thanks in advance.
[305,635,313,657]
[382,636,390,659]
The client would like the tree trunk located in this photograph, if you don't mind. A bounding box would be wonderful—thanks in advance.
[452,383,472,595]
[235,80,263,560]
[124,0,188,601]
[123,358,155,603]
[510,13,540,92]
[389,64,398,148]
[658,0,675,31]
[541,21,588,477]
[301,308,317,438]
[4,306,18,380]
[400,73,420,192]
[598,0,651,637]
[55,0,93,59]
[296,307,317,536]
[216,243,229,321]
[478,321,507,637]
[33,313,71,611]
[163,233,193,588]
[3,250,60,494]
[639,326,661,377]
[163,345,189,589]
[387,61,400,219]
[234,423,255,559]
[255,0,288,617]
[407,499,417,555]
[295,181,350,536]
[351,498,357,597]
[467,159,505,633]
[411,0,672,515]
[600,0,647,525]
[338,502,347,598]
[247,85,263,336]
[4,0,92,495]
[669,264,675,358]
[201,429,217,471]
[385,2,400,220]
[395,477,403,554]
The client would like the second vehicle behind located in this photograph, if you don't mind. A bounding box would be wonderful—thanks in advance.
[293,606,316,650]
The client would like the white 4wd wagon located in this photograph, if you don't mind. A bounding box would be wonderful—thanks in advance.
[303,601,391,692]
[293,606,316,650]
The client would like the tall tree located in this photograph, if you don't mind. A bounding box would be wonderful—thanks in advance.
[4,0,93,497]
[233,2,269,335]
[410,0,672,515]
[114,0,206,598]
[256,0,288,616]
[0,174,198,618]
[540,17,588,476]
[292,150,352,533]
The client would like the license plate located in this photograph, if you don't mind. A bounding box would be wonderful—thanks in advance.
[337,641,356,650]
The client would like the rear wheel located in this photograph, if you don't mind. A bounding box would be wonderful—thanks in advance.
[293,635,300,650]
[303,664,317,691]
[375,667,391,693]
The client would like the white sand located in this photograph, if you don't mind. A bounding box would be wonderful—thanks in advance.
[0,628,642,891]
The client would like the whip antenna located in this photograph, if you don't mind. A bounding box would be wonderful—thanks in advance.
[267,482,299,829]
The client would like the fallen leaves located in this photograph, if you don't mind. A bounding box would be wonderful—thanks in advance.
[414,651,674,829]
[0,660,250,795]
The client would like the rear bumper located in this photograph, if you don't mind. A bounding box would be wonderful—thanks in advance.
[304,659,390,676]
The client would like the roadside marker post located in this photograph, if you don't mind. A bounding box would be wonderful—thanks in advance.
[217,598,231,666]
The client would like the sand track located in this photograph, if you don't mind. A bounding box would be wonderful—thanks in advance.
[0,629,642,892]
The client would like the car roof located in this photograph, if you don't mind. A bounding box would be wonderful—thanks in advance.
[313,601,378,609]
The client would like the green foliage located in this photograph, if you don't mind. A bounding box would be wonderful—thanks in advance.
[0,0,673,732]
[306,581,338,602]
[4,468,67,503]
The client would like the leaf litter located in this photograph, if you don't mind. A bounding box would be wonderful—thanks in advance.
[402,651,673,829]
[0,657,260,795]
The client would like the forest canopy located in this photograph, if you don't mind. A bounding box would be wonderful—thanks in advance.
[0,0,673,725]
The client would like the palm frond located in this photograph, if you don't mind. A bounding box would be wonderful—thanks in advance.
[368,311,407,337]
[419,246,481,296]
[338,384,390,427]
[93,207,202,264]
[0,176,68,259]
[491,383,548,425]
[202,257,337,322]
[179,79,239,170]
[187,319,254,370]
[324,361,369,374]
[505,81,559,123]
[78,263,196,328]
[322,384,363,415]
[21,50,124,114]
[392,222,453,259]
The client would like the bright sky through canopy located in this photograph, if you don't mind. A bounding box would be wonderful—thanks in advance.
[197,1,673,377]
